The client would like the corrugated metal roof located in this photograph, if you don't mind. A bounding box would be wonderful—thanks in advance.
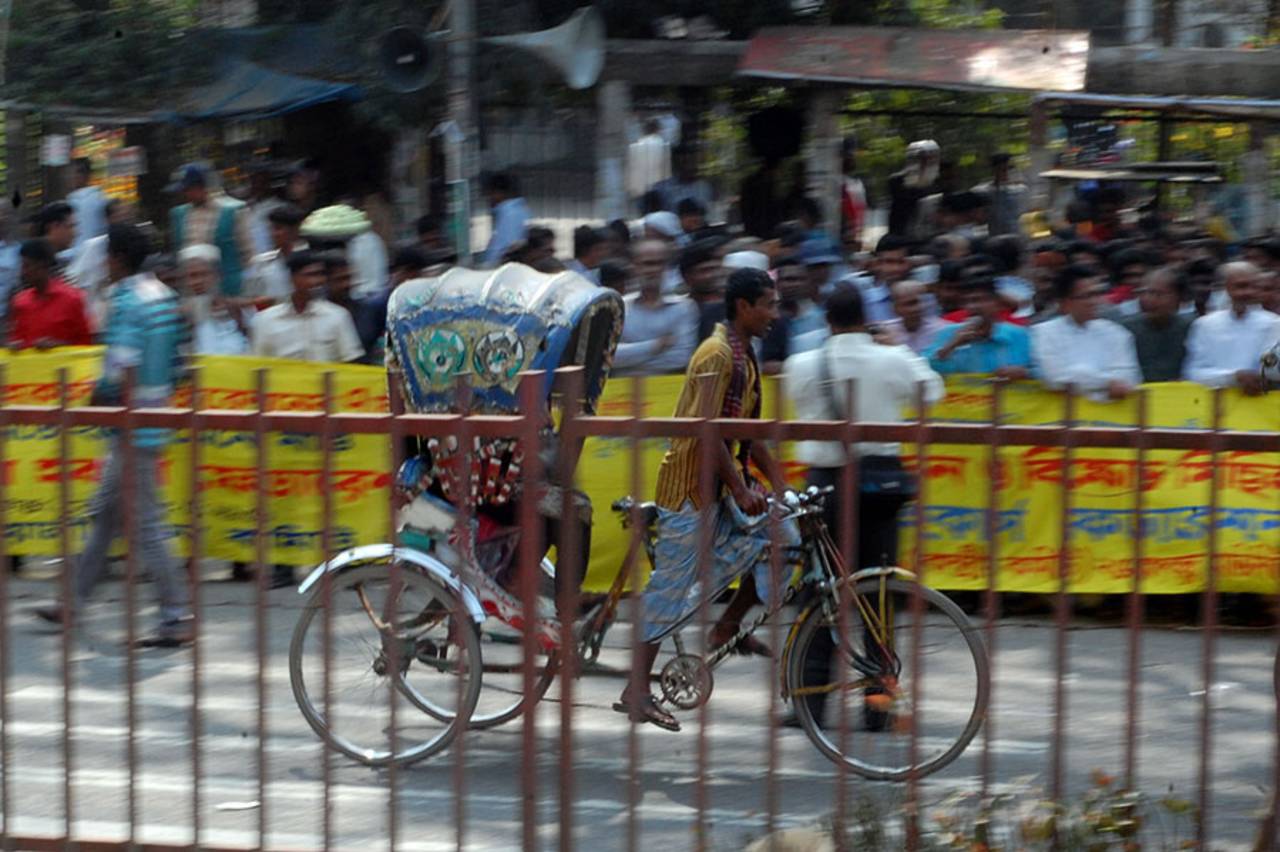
[737,27,1090,92]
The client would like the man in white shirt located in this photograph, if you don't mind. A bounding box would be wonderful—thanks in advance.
[627,118,671,207]
[245,204,306,304]
[612,239,697,376]
[66,159,108,253]
[250,251,364,363]
[66,199,135,329]
[840,138,868,252]
[178,244,250,355]
[244,163,285,256]
[347,225,388,300]
[1184,261,1280,394]
[1031,264,1141,400]
[783,284,943,730]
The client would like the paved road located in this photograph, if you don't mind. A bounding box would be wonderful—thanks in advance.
[0,567,1276,851]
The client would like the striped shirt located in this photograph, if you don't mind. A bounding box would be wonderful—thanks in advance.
[175,198,254,271]
[654,325,759,510]
[99,273,183,448]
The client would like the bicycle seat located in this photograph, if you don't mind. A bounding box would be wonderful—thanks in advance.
[611,497,659,530]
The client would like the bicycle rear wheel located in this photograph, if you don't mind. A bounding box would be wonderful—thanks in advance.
[469,617,560,729]
[289,563,483,767]
[785,575,988,782]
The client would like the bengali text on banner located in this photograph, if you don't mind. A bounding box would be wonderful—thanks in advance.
[2,351,1276,594]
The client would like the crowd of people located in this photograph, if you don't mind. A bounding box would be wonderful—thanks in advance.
[8,157,459,638]
[16,146,1268,409]
[13,137,1280,648]
[0,160,462,369]
[482,154,1280,400]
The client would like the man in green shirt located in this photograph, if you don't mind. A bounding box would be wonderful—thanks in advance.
[1121,267,1193,383]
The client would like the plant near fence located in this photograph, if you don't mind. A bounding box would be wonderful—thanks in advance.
[752,771,1216,851]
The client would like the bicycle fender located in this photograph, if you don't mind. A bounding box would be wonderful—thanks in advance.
[297,543,487,624]
[779,567,918,701]
[849,566,917,584]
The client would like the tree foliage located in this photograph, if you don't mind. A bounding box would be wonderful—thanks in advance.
[510,0,1002,37]
[6,0,205,110]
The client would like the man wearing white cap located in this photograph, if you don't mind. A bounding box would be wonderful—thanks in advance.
[613,239,697,376]
[643,211,687,294]
[887,140,940,239]
[724,250,768,273]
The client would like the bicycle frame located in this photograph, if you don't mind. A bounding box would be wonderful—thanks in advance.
[682,505,918,696]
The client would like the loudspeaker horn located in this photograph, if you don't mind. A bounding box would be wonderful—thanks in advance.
[379,25,445,93]
[483,6,606,90]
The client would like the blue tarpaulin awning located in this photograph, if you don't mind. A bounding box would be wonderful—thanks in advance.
[166,56,362,122]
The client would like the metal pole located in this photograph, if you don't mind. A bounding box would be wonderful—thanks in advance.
[0,1,13,89]
[447,0,477,264]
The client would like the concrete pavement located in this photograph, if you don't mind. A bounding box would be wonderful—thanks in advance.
[0,568,1275,850]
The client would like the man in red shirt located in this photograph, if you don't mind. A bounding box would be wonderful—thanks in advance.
[9,239,92,349]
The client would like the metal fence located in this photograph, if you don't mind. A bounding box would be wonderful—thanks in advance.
[1,369,1279,851]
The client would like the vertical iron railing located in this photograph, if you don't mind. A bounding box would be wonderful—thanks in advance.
[979,379,1004,802]
[1,372,1279,850]
[624,376,646,852]
[1197,389,1225,846]
[120,371,139,846]
[905,381,931,849]
[0,364,9,845]
[1051,386,1077,833]
[252,370,270,850]
[319,372,336,852]
[187,369,205,851]
[1124,388,1149,792]
[56,369,74,850]
[517,375,543,851]
[556,369,586,852]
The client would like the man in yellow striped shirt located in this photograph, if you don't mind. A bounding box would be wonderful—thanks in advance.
[615,268,793,731]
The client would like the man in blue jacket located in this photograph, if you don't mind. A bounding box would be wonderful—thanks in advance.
[34,224,192,647]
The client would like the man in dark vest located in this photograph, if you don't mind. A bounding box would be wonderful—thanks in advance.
[168,163,252,298]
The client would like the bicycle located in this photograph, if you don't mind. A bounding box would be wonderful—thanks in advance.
[610,485,991,781]
[289,486,989,779]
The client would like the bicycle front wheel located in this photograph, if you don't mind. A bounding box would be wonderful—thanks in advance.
[289,563,483,767]
[785,576,989,782]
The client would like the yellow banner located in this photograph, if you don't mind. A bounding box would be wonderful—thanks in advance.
[0,347,172,555]
[3,351,1275,595]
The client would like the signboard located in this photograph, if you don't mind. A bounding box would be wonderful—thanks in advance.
[106,146,147,178]
[39,135,71,167]
[738,27,1090,93]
